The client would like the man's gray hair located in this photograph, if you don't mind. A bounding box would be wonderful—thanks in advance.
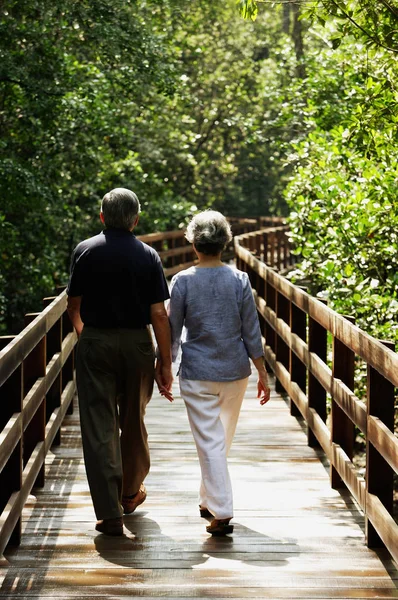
[185,210,232,255]
[101,188,141,230]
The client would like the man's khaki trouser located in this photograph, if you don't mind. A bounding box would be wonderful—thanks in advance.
[76,326,155,520]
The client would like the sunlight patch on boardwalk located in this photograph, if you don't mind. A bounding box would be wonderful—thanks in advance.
[1,370,397,599]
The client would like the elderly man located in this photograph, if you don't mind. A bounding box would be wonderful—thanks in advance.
[67,188,173,536]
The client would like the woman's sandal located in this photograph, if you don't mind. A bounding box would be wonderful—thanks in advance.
[199,506,213,518]
[206,518,233,536]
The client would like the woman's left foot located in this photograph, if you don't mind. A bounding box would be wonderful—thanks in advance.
[199,505,213,518]
[206,518,233,536]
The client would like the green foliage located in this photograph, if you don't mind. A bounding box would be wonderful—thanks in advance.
[301,0,398,53]
[283,13,398,346]
[1,0,293,333]
[6,0,397,343]
[286,126,398,341]
[237,0,258,21]
[0,0,181,332]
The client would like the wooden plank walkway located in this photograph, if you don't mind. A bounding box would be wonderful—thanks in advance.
[1,371,397,599]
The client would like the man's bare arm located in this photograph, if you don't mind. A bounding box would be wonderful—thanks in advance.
[150,302,173,401]
[67,296,84,337]
[150,302,172,365]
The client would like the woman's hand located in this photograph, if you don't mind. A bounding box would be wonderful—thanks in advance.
[257,370,271,405]
[155,359,174,402]
[251,356,271,405]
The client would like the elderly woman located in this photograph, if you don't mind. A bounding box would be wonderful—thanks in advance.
[167,210,270,536]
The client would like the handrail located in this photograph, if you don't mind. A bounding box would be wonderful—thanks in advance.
[138,217,282,277]
[0,291,76,557]
[0,216,282,556]
[235,228,398,564]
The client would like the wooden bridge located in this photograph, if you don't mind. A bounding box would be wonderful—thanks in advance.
[0,218,397,598]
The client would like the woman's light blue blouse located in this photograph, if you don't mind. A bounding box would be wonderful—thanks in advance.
[168,265,264,382]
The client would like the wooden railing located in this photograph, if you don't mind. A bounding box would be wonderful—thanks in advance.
[139,217,284,276]
[235,224,295,272]
[0,216,284,556]
[0,292,76,557]
[235,228,398,564]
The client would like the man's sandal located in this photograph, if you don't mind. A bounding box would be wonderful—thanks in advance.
[122,484,147,515]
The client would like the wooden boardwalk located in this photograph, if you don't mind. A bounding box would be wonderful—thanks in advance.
[1,371,397,599]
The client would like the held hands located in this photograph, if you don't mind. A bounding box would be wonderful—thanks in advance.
[155,359,174,402]
[257,369,271,405]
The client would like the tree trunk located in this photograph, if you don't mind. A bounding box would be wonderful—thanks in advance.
[292,3,306,79]
[282,4,290,34]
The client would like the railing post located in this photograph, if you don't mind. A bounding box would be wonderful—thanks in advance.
[269,233,276,268]
[366,340,395,548]
[0,336,23,546]
[331,317,355,489]
[177,235,187,268]
[283,232,290,269]
[246,234,259,291]
[236,245,246,274]
[264,276,276,374]
[44,297,62,446]
[170,237,177,269]
[254,236,262,293]
[255,233,262,263]
[248,233,256,256]
[275,231,282,271]
[276,231,283,270]
[23,313,46,488]
[290,302,306,417]
[262,231,268,265]
[257,274,267,352]
[307,302,327,448]
[164,237,171,272]
[275,291,290,394]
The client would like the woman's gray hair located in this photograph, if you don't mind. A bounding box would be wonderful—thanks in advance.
[101,188,141,230]
[185,210,232,255]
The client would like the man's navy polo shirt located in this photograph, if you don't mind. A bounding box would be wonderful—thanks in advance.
[67,228,169,329]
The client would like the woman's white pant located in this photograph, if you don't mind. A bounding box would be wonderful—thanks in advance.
[179,376,249,520]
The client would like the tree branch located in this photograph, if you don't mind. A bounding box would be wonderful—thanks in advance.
[326,0,398,53]
[377,0,398,19]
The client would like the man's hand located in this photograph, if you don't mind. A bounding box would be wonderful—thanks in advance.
[155,359,174,402]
